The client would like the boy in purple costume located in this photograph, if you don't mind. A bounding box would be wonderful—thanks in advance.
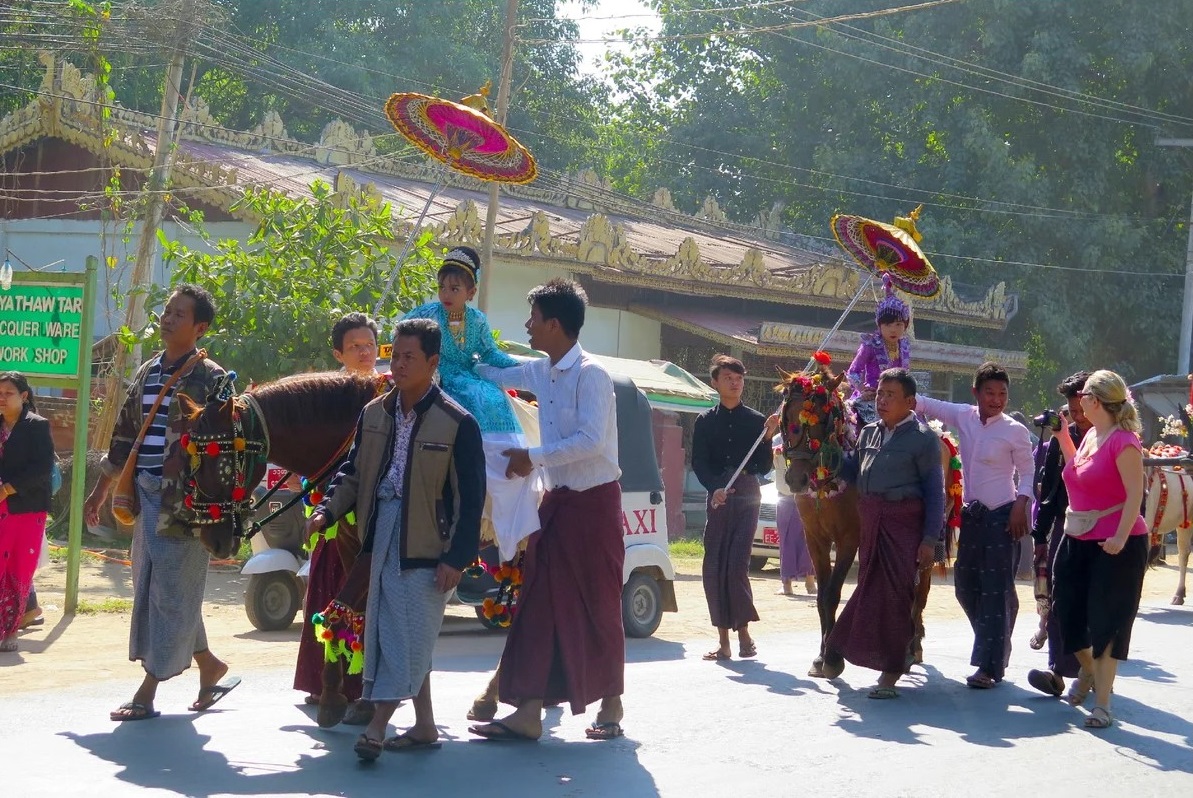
[846,273,912,426]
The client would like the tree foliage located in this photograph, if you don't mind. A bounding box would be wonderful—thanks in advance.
[597,0,1193,398]
[158,181,437,382]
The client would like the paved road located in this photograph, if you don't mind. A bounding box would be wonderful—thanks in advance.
[4,603,1191,797]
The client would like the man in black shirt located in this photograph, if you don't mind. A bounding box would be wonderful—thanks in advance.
[1026,370,1091,697]
[692,354,778,661]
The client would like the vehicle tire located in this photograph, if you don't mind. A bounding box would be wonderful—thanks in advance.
[245,572,302,631]
[749,555,769,571]
[622,572,663,639]
[474,605,508,632]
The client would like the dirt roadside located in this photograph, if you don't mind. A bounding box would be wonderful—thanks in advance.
[1,550,1184,696]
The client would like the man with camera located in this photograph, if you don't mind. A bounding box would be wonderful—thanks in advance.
[1026,371,1092,697]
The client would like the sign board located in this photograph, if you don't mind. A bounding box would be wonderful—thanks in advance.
[266,466,289,491]
[2,263,97,616]
[0,279,86,379]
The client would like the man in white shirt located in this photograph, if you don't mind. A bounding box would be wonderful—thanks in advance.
[469,279,626,742]
[915,362,1034,689]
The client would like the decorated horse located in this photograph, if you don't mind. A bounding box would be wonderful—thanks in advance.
[776,360,955,677]
[776,362,861,678]
[1143,442,1193,605]
[174,370,385,721]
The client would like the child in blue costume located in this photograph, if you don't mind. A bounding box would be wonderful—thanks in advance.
[845,273,912,426]
[403,247,542,557]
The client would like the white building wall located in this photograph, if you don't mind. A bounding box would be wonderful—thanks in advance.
[483,256,661,360]
[1,223,663,360]
[0,218,252,338]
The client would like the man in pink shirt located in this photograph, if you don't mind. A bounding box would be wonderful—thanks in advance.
[915,362,1034,689]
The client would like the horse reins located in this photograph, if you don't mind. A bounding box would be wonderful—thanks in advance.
[243,430,355,540]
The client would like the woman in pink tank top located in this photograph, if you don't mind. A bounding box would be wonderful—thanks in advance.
[1050,370,1149,730]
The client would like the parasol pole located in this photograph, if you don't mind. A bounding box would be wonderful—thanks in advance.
[714,272,876,503]
[374,171,448,317]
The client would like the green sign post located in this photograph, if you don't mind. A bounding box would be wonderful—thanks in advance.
[0,257,97,613]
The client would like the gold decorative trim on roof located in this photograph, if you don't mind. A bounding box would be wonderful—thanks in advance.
[0,53,1012,329]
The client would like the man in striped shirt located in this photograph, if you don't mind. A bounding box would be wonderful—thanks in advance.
[85,285,237,722]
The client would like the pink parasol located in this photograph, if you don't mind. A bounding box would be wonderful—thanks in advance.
[830,206,940,299]
[384,92,537,185]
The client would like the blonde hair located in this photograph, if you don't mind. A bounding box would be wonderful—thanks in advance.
[1084,369,1141,435]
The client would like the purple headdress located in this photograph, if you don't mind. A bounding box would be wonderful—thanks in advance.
[875,273,910,325]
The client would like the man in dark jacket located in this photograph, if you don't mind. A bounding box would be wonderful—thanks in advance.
[308,317,484,760]
[1026,371,1091,697]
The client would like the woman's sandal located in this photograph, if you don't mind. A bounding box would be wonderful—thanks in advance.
[1065,669,1095,706]
[1084,706,1113,729]
[1028,629,1047,650]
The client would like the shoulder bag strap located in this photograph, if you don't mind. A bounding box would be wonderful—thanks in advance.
[122,348,208,464]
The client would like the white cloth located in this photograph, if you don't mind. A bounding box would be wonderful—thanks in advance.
[35,531,49,572]
[915,396,1034,508]
[483,430,543,561]
[477,343,620,492]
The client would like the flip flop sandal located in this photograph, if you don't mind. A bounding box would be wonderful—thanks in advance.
[354,734,383,761]
[701,649,731,661]
[383,733,442,752]
[739,642,758,658]
[585,721,624,740]
[110,702,160,722]
[191,676,242,712]
[468,720,539,742]
[966,674,997,689]
[1027,669,1064,697]
[867,687,900,700]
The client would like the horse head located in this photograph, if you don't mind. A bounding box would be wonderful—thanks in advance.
[776,362,851,497]
[174,378,270,559]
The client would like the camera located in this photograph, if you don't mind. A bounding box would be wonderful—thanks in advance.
[1032,409,1064,432]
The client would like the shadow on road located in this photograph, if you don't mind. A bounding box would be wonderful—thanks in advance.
[825,663,1193,772]
[63,711,662,796]
[719,659,827,698]
[1135,605,1193,626]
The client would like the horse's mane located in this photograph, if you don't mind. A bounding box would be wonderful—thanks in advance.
[246,371,381,430]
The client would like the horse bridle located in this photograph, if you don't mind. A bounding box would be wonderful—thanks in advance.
[181,372,269,538]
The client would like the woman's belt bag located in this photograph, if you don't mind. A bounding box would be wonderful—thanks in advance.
[1063,502,1124,538]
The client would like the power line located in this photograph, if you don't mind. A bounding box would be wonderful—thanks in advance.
[784,5,1193,128]
[518,0,962,43]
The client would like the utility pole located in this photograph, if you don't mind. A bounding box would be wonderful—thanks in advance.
[94,0,199,448]
[1159,138,1193,375]
[477,0,519,313]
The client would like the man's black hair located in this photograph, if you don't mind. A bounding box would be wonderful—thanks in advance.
[1057,371,1092,399]
[172,283,216,326]
[527,278,587,338]
[972,361,1010,391]
[331,312,379,352]
[393,317,441,359]
[879,367,917,398]
[710,354,746,381]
